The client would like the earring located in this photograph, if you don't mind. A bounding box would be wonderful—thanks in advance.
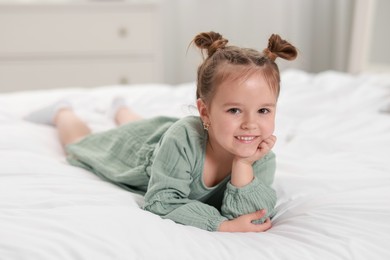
[203,122,210,131]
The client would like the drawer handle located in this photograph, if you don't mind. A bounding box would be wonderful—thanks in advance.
[118,27,129,38]
[119,77,129,84]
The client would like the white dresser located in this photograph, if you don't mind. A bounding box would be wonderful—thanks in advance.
[0,1,162,92]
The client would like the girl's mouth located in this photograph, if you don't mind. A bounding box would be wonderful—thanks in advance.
[235,136,258,143]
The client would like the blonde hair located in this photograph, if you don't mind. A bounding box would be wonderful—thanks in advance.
[192,32,298,104]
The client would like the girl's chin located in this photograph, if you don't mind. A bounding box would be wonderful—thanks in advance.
[232,148,258,158]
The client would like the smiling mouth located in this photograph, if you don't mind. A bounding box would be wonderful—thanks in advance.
[235,136,258,142]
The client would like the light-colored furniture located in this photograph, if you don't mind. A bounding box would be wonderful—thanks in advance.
[0,2,162,92]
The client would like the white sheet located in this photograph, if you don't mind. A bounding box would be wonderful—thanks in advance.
[1,70,390,259]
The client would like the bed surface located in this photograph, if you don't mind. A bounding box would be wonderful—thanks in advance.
[1,70,390,259]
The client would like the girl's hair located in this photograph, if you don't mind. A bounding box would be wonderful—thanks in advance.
[192,32,298,104]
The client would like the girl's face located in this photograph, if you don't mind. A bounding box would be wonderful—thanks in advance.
[197,72,277,158]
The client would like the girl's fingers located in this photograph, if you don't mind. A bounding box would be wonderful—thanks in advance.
[264,135,276,146]
[250,209,266,220]
[252,218,272,232]
[259,135,276,150]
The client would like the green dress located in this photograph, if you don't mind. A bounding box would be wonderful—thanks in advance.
[66,116,276,231]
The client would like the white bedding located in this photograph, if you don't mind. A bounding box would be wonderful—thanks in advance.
[1,70,390,259]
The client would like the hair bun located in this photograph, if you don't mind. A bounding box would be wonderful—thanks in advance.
[263,34,297,61]
[193,31,228,57]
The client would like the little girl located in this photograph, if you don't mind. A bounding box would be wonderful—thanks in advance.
[25,32,297,232]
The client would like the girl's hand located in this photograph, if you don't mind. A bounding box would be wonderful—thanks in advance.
[230,135,276,187]
[235,135,277,166]
[218,210,272,232]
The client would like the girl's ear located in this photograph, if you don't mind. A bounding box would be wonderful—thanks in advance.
[196,98,210,122]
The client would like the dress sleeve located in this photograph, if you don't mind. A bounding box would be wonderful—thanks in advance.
[143,130,227,232]
[221,152,277,224]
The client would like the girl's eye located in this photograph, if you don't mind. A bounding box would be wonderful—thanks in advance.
[258,108,270,114]
[227,108,241,114]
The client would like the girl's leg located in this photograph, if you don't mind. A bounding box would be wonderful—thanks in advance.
[114,107,143,126]
[54,108,91,147]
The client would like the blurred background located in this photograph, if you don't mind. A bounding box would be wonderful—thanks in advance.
[0,0,389,92]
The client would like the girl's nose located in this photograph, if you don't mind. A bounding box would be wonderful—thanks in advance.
[241,123,257,130]
[240,116,257,130]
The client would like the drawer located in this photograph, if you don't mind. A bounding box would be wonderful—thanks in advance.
[0,58,162,92]
[0,5,158,56]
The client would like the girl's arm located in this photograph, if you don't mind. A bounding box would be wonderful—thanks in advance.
[221,148,277,224]
[144,193,228,231]
[144,147,275,231]
[143,132,228,231]
[230,135,276,187]
[218,209,272,232]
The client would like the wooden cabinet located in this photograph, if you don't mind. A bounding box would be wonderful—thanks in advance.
[0,2,162,92]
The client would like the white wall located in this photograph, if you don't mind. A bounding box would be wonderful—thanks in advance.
[160,0,354,84]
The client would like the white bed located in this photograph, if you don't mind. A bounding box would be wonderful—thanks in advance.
[1,69,390,259]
